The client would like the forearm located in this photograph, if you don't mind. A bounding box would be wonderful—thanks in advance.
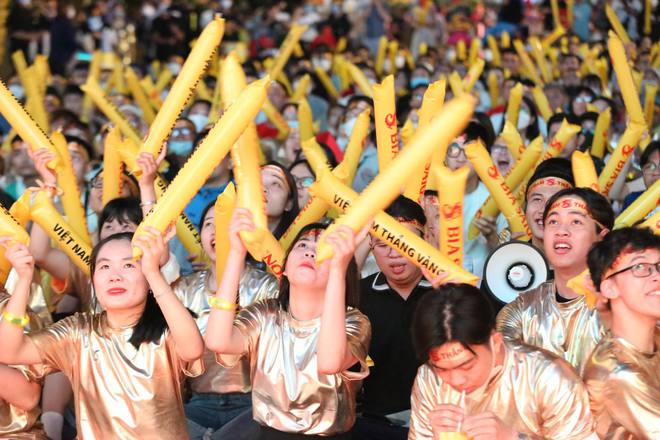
[204,250,246,354]
[0,278,32,364]
[317,266,349,374]
[147,273,203,361]
[0,365,41,411]
[138,182,157,217]
[29,223,70,280]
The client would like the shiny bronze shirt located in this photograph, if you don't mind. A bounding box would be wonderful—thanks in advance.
[496,281,606,374]
[173,267,279,394]
[28,312,203,439]
[409,343,596,440]
[583,330,660,440]
[218,299,371,435]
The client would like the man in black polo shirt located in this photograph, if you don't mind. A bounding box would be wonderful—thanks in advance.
[353,196,433,440]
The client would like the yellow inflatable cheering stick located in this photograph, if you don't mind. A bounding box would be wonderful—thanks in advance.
[314,95,476,263]
[615,180,660,228]
[132,76,270,260]
[0,79,58,169]
[101,127,124,206]
[269,23,307,84]
[140,16,224,158]
[598,122,646,196]
[571,151,600,192]
[505,83,524,126]
[214,183,236,283]
[487,36,501,66]
[608,31,645,126]
[373,75,399,171]
[0,202,30,284]
[436,166,469,266]
[591,107,611,159]
[542,118,581,161]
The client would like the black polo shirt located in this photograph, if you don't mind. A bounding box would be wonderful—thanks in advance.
[358,272,433,416]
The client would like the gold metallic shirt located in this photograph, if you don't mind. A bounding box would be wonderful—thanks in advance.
[409,343,596,440]
[496,281,606,374]
[583,330,660,440]
[28,312,203,440]
[173,267,278,394]
[218,299,371,435]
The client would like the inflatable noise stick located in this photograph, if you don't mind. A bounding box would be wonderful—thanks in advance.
[513,40,544,86]
[310,169,478,285]
[608,32,645,126]
[591,107,611,159]
[643,83,657,127]
[541,26,566,52]
[465,141,531,240]
[314,95,476,263]
[571,151,600,192]
[375,36,387,76]
[220,51,247,110]
[214,183,236,283]
[262,98,290,141]
[505,83,523,126]
[500,120,524,161]
[336,108,370,186]
[468,137,543,240]
[51,131,91,245]
[347,61,374,98]
[301,138,334,176]
[487,35,501,67]
[140,16,225,159]
[448,71,464,97]
[639,209,660,233]
[24,65,50,133]
[0,201,30,285]
[297,97,314,142]
[0,79,59,170]
[313,65,339,99]
[542,118,581,161]
[373,75,399,171]
[487,71,499,108]
[614,179,660,229]
[605,5,632,45]
[436,166,469,266]
[125,67,156,124]
[567,269,598,309]
[279,196,331,252]
[101,127,124,206]
[598,122,645,196]
[269,23,308,84]
[532,87,552,122]
[463,58,485,93]
[291,74,311,102]
[29,191,91,275]
[132,76,269,260]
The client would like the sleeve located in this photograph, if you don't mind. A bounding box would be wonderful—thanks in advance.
[215,300,271,368]
[341,309,371,381]
[495,297,524,342]
[165,331,205,379]
[408,365,436,440]
[161,252,181,285]
[584,361,660,439]
[536,358,596,440]
[27,314,82,378]
[495,212,509,234]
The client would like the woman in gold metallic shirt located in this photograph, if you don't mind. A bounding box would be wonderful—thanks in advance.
[584,227,660,439]
[409,283,597,440]
[0,231,204,440]
[206,210,371,439]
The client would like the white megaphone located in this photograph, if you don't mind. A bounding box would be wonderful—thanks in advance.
[482,241,550,305]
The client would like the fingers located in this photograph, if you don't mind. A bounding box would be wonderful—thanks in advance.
[429,404,464,432]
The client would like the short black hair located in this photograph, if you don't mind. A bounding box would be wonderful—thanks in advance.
[65,135,93,160]
[542,187,614,233]
[463,120,492,150]
[525,158,575,202]
[640,141,659,168]
[385,195,426,227]
[97,197,143,239]
[547,112,580,129]
[412,283,495,363]
[587,227,660,291]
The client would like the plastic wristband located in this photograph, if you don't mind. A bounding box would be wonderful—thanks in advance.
[208,296,238,311]
[140,200,156,208]
[1,311,29,328]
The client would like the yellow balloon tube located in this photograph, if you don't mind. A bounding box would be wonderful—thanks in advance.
[269,23,307,83]
[315,96,476,262]
[615,179,660,228]
[297,98,314,141]
[291,74,311,102]
[505,83,523,126]
[608,31,645,125]
[311,169,478,284]
[80,78,143,146]
[51,131,91,245]
[465,141,531,240]
[279,196,330,252]
[571,150,600,192]
[347,62,374,98]
[605,5,632,45]
[448,71,464,97]
[141,16,224,157]
[388,40,399,75]
[468,38,481,68]
[467,137,542,240]
[125,67,156,124]
[513,40,544,86]
[501,31,511,49]
[487,36,501,67]
[643,83,657,127]
[337,108,371,185]
[487,71,499,107]
[639,209,660,233]
[313,65,339,99]
[541,26,566,52]
[591,107,611,159]
[0,201,30,284]
[250,232,285,278]
[214,182,236,282]
[154,68,174,93]
[132,76,269,259]
[456,40,466,62]
[501,120,524,160]
[221,51,246,108]
[30,191,91,275]
[550,0,560,29]
[301,138,332,176]
[81,51,102,122]
[529,37,552,83]
[463,58,485,92]
[11,50,29,90]
[567,269,598,309]
[542,118,581,160]
[262,98,290,141]
[373,75,398,171]
[0,79,58,169]
[101,127,124,206]
[532,86,552,122]
[375,36,387,76]
[436,166,469,266]
[598,122,646,196]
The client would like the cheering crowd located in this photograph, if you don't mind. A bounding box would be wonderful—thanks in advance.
[0,0,658,439]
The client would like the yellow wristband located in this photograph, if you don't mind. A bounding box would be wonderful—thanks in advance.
[208,296,238,311]
[1,311,29,328]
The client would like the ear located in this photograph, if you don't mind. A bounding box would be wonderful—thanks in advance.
[597,227,610,240]
[490,330,504,348]
[599,278,619,300]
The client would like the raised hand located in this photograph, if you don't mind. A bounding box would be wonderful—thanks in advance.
[0,239,35,280]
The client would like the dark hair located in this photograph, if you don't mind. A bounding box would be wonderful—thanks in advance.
[640,141,659,168]
[411,283,495,363]
[547,112,580,130]
[525,157,575,203]
[97,197,143,239]
[90,233,168,349]
[463,121,492,150]
[472,112,495,150]
[587,227,660,291]
[542,187,614,233]
[199,201,216,232]
[65,135,93,160]
[288,159,316,179]
[277,223,360,311]
[264,161,300,239]
[385,196,426,227]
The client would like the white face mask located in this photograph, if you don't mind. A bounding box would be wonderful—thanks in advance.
[9,84,25,101]
[188,114,209,133]
[167,62,182,76]
[517,109,531,130]
[337,117,357,151]
[313,57,332,72]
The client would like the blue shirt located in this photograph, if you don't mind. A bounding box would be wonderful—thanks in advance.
[184,182,230,228]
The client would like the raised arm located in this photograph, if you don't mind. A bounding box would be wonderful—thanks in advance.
[0,364,41,411]
[133,227,203,362]
[0,241,44,366]
[204,208,252,355]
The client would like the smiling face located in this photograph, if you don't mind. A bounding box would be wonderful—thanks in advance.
[92,239,149,312]
[543,196,603,272]
[525,178,572,244]
[490,139,513,176]
[200,208,215,262]
[601,248,660,320]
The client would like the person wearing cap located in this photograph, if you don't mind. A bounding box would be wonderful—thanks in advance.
[409,283,597,440]
[497,188,614,374]
[583,227,660,440]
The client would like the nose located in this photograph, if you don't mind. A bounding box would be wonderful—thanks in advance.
[447,370,468,391]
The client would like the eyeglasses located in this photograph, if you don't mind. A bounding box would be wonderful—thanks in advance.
[605,261,660,280]
[642,162,658,173]
[294,176,315,189]
[446,143,466,159]
[171,127,193,137]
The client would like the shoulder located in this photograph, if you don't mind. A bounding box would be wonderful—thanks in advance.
[506,281,553,311]
[510,342,581,383]
[583,338,628,381]
[239,298,281,319]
